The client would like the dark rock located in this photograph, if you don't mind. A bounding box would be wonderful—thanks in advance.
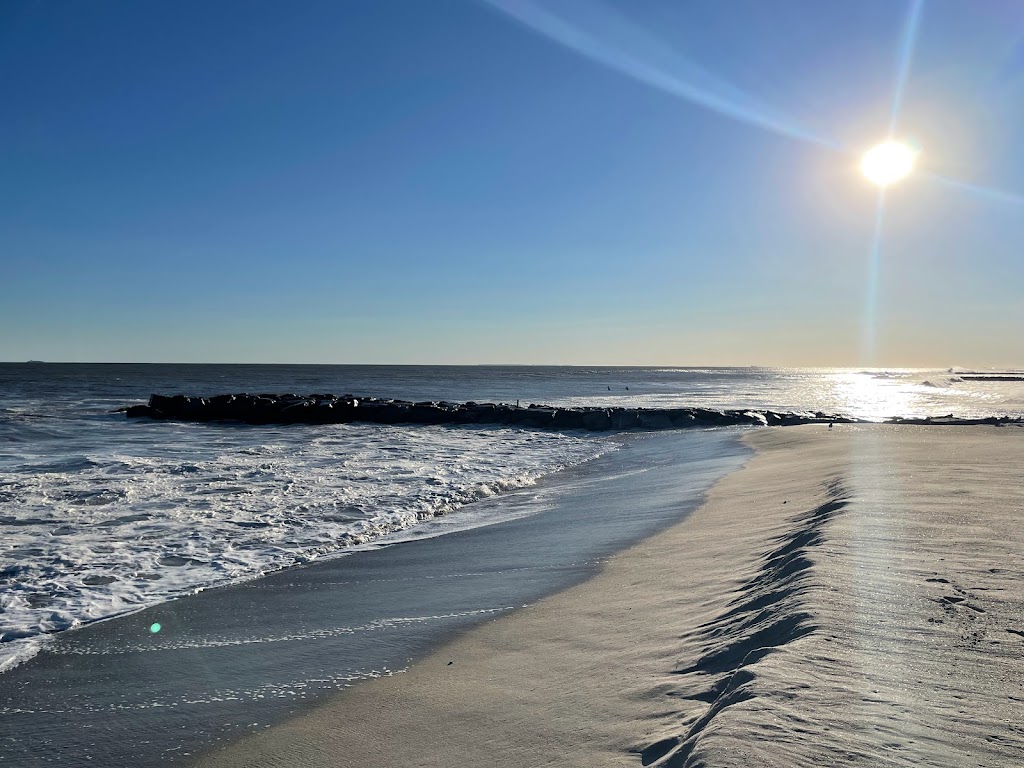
[581,410,612,431]
[669,410,697,428]
[149,394,187,413]
[123,392,903,433]
[551,410,584,430]
[637,410,675,429]
[610,410,641,430]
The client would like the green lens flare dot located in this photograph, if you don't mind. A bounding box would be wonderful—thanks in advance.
[150,623,161,634]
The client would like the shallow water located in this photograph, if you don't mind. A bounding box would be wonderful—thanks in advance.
[2,363,1022,672]
[0,429,749,766]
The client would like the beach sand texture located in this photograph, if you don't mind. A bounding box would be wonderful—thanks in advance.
[193,425,1024,767]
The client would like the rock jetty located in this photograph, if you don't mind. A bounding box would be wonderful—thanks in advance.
[122,393,862,431]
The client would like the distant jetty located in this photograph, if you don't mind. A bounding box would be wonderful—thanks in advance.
[121,393,1021,431]
[960,375,1024,382]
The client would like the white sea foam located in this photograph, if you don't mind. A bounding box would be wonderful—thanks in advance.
[0,422,610,671]
[4,364,1023,675]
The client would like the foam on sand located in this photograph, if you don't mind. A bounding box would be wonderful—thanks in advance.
[0,423,608,673]
[190,424,1024,767]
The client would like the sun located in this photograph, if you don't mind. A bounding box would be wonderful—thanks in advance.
[861,140,917,187]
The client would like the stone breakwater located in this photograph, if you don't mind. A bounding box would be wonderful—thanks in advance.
[123,393,863,431]
[122,394,1021,431]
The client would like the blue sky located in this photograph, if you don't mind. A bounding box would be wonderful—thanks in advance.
[2,0,1024,365]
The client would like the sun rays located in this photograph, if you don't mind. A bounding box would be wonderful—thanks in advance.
[480,0,836,148]
[481,0,1021,209]
[860,0,926,363]
[483,0,1022,364]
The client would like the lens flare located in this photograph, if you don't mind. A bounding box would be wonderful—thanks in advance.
[480,0,835,148]
[861,141,917,187]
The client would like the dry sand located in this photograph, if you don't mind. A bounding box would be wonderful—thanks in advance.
[192,425,1024,767]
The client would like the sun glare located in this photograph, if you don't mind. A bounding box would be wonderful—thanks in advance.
[861,141,917,187]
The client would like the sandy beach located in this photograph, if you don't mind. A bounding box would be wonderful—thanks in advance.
[192,424,1024,767]
[12,1,1024,766]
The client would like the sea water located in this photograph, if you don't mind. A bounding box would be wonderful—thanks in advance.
[2,363,1022,674]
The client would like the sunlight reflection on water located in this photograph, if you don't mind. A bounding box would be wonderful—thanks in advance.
[830,373,920,422]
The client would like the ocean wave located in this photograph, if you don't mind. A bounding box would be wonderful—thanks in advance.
[0,423,611,673]
[6,364,1024,677]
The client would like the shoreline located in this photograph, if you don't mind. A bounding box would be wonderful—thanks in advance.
[191,424,1024,767]
[0,429,748,766]
[0,429,618,677]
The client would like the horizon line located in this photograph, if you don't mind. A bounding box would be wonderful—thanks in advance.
[1,361,1017,371]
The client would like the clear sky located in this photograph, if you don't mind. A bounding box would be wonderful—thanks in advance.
[3,0,1024,366]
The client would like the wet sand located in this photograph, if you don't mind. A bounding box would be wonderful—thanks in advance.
[0,430,747,767]
[192,425,1024,767]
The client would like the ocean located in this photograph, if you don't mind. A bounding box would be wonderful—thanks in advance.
[1,363,1022,765]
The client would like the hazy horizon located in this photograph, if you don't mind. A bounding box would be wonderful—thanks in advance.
[1,359,1018,370]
